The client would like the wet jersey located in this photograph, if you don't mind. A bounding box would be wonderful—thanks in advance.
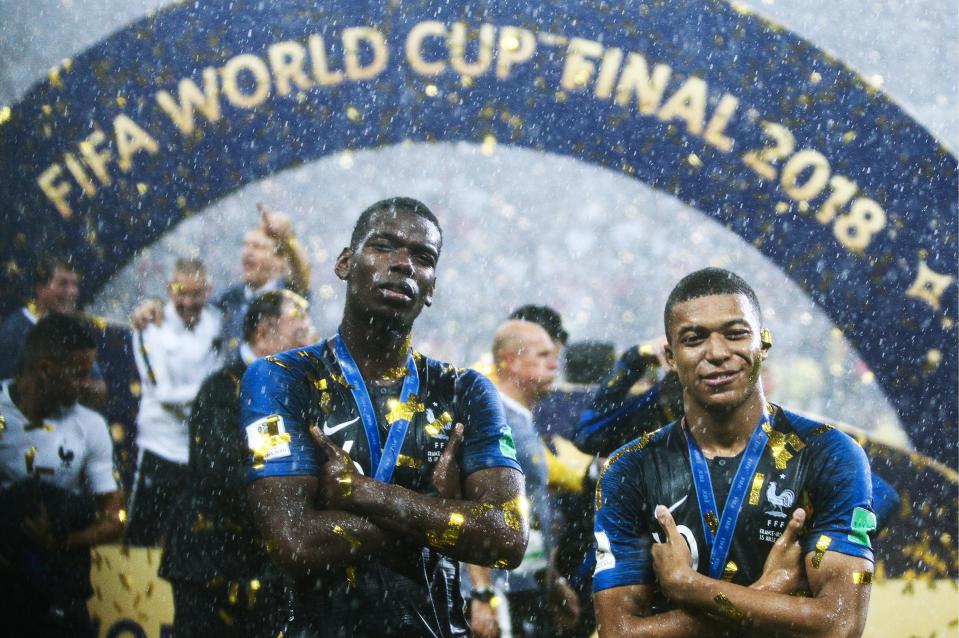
[240,339,522,638]
[593,405,876,614]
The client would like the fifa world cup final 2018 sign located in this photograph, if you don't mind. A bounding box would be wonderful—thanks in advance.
[0,0,955,465]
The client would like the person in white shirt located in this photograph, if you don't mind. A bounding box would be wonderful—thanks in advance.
[126,258,222,546]
[0,313,123,637]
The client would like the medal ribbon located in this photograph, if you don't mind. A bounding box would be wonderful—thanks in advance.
[332,333,420,484]
[685,412,770,580]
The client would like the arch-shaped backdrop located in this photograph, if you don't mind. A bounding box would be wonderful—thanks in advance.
[0,0,955,466]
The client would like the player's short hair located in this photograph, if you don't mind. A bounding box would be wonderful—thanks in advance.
[243,290,309,342]
[33,256,76,287]
[663,268,763,338]
[22,314,96,369]
[349,197,443,251]
[509,304,569,345]
[172,257,207,280]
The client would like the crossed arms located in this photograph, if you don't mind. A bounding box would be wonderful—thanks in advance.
[247,424,529,579]
[595,507,872,638]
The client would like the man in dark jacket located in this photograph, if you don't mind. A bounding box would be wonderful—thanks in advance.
[160,290,312,638]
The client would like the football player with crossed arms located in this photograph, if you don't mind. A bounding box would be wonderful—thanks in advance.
[593,268,876,637]
[241,197,528,638]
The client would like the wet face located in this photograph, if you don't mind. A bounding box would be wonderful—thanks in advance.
[168,271,210,329]
[510,327,559,402]
[664,293,769,414]
[36,267,79,315]
[335,209,441,326]
[41,349,95,408]
[242,228,282,289]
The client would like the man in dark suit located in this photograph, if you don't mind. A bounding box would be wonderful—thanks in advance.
[160,289,312,638]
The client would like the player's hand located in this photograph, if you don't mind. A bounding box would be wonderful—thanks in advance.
[431,423,464,499]
[651,504,698,603]
[258,202,293,242]
[550,575,582,631]
[469,598,501,638]
[309,425,358,509]
[753,507,807,594]
[131,298,164,330]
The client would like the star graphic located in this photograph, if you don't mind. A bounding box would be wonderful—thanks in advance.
[906,259,954,311]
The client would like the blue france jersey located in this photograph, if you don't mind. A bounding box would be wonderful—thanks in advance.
[593,406,876,606]
[240,340,521,485]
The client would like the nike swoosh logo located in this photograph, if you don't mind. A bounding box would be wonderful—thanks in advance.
[667,495,689,513]
[323,416,360,436]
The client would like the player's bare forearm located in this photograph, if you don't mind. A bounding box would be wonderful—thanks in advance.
[595,586,731,638]
[661,552,871,638]
[339,466,529,568]
[65,491,124,549]
[247,475,413,577]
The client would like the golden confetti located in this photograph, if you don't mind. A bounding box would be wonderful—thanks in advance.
[396,455,423,470]
[687,153,703,168]
[250,416,292,470]
[424,84,439,97]
[385,395,425,425]
[345,106,361,121]
[0,414,5,434]
[425,411,452,437]
[812,535,832,568]
[749,473,765,506]
[264,356,290,370]
[502,496,529,532]
[320,391,332,413]
[705,511,720,534]
[762,423,794,469]
[247,579,261,609]
[852,571,873,585]
[812,424,834,436]
[345,566,357,588]
[227,581,239,605]
[380,366,408,382]
[136,182,149,195]
[24,447,37,473]
[217,608,235,626]
[470,502,495,517]
[481,134,497,156]
[490,559,510,568]
[313,378,328,391]
[337,473,353,497]
[427,512,465,549]
[0,106,10,126]
[333,524,362,550]
[722,561,739,582]
[714,592,746,622]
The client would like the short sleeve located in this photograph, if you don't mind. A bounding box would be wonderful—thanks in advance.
[83,413,118,494]
[240,356,320,482]
[455,371,523,477]
[593,452,655,592]
[800,430,876,563]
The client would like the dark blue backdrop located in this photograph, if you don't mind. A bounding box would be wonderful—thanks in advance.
[0,0,956,466]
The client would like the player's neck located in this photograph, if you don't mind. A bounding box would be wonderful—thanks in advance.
[337,316,412,383]
[684,392,766,458]
[496,377,536,410]
[9,377,54,423]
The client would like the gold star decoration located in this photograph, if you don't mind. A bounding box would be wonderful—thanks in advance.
[905,259,954,311]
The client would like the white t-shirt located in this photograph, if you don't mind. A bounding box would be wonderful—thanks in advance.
[133,302,221,464]
[0,380,118,495]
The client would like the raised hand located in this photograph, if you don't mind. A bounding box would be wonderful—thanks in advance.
[258,202,293,242]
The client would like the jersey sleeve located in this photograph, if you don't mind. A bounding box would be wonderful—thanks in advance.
[455,370,523,477]
[593,450,655,592]
[800,429,876,563]
[83,412,119,494]
[240,355,320,482]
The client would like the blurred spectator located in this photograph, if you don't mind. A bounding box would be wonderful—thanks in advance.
[132,203,311,355]
[0,314,123,637]
[574,338,684,457]
[126,258,221,546]
[0,257,108,407]
[467,319,579,638]
[160,290,312,637]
